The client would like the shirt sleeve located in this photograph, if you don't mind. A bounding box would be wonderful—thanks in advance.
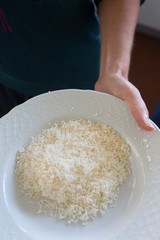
[95,0,145,6]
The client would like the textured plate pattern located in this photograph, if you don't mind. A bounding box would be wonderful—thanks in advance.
[112,129,160,240]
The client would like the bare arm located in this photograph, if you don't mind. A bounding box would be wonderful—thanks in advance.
[95,0,154,131]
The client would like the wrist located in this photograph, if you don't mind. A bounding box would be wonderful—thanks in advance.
[108,62,129,78]
[98,61,129,82]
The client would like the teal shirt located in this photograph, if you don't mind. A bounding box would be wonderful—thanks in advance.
[0,0,145,96]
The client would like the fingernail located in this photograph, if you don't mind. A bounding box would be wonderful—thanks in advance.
[146,119,155,130]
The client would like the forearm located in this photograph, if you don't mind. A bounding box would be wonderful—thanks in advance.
[98,0,140,79]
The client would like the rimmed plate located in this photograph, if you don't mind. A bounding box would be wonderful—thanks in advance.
[0,89,160,240]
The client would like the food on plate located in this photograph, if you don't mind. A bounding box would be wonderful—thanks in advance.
[15,119,130,224]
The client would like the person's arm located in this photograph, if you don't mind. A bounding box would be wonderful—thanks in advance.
[95,0,154,131]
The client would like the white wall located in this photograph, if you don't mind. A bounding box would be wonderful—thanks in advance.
[138,0,160,32]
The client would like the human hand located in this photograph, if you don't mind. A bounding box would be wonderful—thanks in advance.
[95,72,155,131]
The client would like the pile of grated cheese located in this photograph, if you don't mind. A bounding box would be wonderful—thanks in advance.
[15,119,130,224]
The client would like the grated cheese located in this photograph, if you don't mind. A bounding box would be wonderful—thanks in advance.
[15,119,130,224]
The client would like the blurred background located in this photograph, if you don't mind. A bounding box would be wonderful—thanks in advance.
[130,0,160,117]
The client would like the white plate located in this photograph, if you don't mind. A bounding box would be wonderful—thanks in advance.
[0,89,160,240]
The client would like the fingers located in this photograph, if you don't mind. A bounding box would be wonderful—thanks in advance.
[123,85,155,131]
[95,77,155,131]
